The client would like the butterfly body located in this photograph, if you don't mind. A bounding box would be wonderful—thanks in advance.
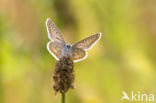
[61,43,72,58]
[46,18,102,63]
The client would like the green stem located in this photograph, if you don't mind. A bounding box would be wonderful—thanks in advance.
[62,93,65,103]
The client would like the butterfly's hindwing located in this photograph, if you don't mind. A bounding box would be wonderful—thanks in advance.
[47,41,63,60]
[72,48,87,62]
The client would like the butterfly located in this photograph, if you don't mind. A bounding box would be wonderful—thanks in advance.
[46,18,102,63]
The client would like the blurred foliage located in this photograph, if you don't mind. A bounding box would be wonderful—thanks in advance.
[0,0,156,103]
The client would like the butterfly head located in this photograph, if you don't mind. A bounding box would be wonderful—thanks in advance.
[60,43,72,57]
[66,43,72,49]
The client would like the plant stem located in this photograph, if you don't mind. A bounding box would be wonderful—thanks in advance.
[62,93,65,103]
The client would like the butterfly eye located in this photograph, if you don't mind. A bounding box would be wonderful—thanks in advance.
[66,44,71,49]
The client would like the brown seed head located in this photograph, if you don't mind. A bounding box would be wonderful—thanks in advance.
[53,56,74,94]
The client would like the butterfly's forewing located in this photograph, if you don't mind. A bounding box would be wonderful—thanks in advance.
[72,33,102,50]
[46,18,66,44]
[72,33,102,62]
[46,18,66,60]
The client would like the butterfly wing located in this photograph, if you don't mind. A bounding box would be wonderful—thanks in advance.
[47,41,63,60]
[72,33,102,62]
[72,48,87,62]
[46,18,66,44]
[46,18,66,60]
[72,33,102,50]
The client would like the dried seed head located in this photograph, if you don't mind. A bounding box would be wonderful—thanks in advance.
[53,56,74,94]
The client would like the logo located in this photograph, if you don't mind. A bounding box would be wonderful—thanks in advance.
[121,91,155,102]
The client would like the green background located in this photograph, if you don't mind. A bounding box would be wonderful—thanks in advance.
[0,0,156,103]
